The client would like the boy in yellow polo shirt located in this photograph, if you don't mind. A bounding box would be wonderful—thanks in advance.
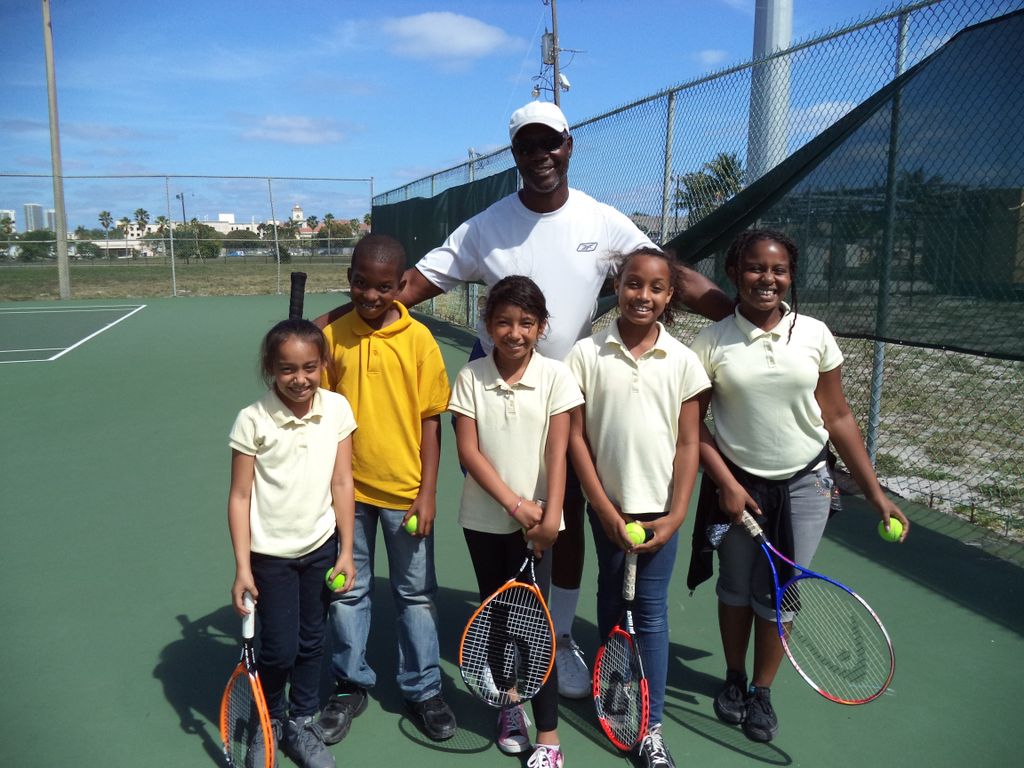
[318,234,456,743]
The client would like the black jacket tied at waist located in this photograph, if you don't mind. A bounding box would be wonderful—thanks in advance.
[686,445,829,594]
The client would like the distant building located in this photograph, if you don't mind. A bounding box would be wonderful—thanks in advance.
[290,204,304,223]
[23,203,44,232]
[0,209,15,229]
[46,209,56,230]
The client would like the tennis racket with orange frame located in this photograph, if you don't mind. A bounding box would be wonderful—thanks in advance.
[219,592,275,767]
[458,542,555,709]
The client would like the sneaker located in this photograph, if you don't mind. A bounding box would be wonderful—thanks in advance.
[318,681,368,745]
[741,686,779,743]
[283,715,335,768]
[406,694,457,741]
[496,704,532,754]
[638,723,676,768]
[555,635,590,699]
[526,744,564,768]
[246,717,281,768]
[713,670,748,725]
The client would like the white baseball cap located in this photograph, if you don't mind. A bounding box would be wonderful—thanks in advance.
[508,101,569,141]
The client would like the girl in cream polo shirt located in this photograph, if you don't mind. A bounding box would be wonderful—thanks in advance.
[566,247,709,768]
[449,275,583,768]
[689,230,909,745]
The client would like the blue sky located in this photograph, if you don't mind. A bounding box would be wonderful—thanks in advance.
[2,0,899,229]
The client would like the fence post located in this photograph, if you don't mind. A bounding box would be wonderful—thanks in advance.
[660,91,677,244]
[867,10,909,463]
[164,177,177,297]
[268,178,282,295]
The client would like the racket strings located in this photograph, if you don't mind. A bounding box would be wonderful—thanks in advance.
[224,672,267,766]
[595,632,644,747]
[780,578,893,703]
[460,585,553,707]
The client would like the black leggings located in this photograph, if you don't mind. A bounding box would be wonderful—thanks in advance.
[463,528,559,732]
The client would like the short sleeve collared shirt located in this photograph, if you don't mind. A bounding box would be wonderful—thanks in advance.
[449,351,583,534]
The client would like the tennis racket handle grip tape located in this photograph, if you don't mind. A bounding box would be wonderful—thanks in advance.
[623,552,638,602]
[288,271,307,319]
[740,510,765,540]
[242,592,256,640]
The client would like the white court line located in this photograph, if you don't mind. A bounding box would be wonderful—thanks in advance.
[0,304,145,315]
[50,304,147,361]
[0,304,147,363]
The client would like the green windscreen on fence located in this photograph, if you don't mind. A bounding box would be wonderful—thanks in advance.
[666,10,1024,362]
[371,168,518,267]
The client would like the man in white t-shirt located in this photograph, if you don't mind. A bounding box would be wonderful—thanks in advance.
[318,101,733,698]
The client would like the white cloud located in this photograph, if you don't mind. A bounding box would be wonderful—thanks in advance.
[695,49,730,66]
[790,100,858,136]
[380,12,521,61]
[241,115,347,145]
[717,0,753,13]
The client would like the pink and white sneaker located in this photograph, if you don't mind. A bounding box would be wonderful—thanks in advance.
[527,744,564,768]
[496,704,531,754]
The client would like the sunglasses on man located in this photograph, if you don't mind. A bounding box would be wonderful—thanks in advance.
[512,131,569,156]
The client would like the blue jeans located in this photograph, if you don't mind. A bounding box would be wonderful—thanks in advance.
[327,502,441,701]
[250,537,335,720]
[588,509,679,726]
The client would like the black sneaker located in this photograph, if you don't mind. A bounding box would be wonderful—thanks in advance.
[318,681,368,745]
[406,693,457,741]
[283,715,335,768]
[637,723,676,768]
[713,670,748,725]
[742,686,779,743]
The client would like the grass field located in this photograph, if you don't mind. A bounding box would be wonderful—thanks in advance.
[0,258,352,301]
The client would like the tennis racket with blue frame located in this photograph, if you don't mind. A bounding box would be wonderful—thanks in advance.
[740,510,895,705]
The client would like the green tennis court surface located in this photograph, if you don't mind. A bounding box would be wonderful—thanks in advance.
[0,295,1019,767]
[0,303,145,363]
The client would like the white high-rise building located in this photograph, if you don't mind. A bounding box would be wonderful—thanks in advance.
[23,203,44,232]
[46,209,56,231]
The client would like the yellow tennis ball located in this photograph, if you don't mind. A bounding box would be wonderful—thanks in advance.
[877,518,903,542]
[404,515,418,534]
[625,522,646,546]
[325,568,346,590]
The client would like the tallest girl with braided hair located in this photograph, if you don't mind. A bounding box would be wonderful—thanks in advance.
[687,229,910,744]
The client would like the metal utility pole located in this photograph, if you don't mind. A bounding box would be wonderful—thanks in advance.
[746,0,793,183]
[548,0,561,106]
[41,0,70,298]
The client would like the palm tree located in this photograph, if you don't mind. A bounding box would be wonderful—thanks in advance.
[154,215,169,259]
[322,213,335,259]
[118,216,132,258]
[363,212,371,229]
[676,152,745,225]
[1,216,14,258]
[306,215,319,262]
[99,210,112,259]
[134,208,150,258]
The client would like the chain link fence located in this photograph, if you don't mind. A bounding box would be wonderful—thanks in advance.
[375,0,1024,539]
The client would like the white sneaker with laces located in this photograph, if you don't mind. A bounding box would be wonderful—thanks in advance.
[638,723,676,768]
[555,635,590,699]
[496,704,531,754]
[527,744,564,768]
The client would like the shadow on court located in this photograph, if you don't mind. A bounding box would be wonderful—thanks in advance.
[824,502,1024,635]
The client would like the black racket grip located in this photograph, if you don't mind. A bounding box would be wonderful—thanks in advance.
[289,272,307,319]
